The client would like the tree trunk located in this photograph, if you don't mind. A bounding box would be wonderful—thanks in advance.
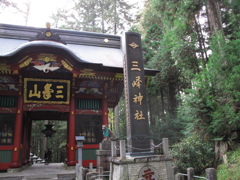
[114,105,120,137]
[168,79,177,118]
[195,14,209,67]
[160,88,165,121]
[148,96,155,126]
[114,0,117,35]
[205,0,223,35]
[41,120,48,159]
[214,140,228,166]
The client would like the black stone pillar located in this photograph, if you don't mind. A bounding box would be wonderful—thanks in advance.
[123,32,150,154]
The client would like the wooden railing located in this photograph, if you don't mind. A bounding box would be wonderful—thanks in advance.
[175,167,217,180]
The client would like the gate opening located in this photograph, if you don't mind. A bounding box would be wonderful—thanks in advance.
[27,111,68,163]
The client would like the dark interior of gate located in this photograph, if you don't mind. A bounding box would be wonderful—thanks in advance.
[26,111,68,163]
[26,111,102,166]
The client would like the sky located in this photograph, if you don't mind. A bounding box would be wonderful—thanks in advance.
[0,0,144,28]
[0,0,70,27]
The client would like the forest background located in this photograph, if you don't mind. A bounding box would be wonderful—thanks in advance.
[1,0,240,178]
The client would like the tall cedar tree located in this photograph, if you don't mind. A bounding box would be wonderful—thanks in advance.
[51,0,134,34]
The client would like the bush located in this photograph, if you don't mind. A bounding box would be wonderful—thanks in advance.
[150,116,184,144]
[170,135,215,175]
[217,147,240,180]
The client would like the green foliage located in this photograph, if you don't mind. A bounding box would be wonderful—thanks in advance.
[31,121,45,156]
[150,116,184,144]
[217,147,240,179]
[31,120,67,163]
[108,93,127,140]
[118,94,127,140]
[171,135,215,175]
[46,121,67,162]
[135,0,204,142]
[222,0,240,38]
[179,32,240,140]
[134,0,240,170]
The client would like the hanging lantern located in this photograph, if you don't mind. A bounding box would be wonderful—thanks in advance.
[41,124,56,137]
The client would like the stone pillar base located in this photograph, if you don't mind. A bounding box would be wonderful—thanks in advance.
[7,167,22,173]
[110,155,174,180]
[65,165,76,170]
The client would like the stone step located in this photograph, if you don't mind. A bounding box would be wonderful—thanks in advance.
[22,174,58,180]
[22,174,75,180]
[0,163,75,180]
[0,173,75,180]
[57,174,75,180]
[0,177,23,180]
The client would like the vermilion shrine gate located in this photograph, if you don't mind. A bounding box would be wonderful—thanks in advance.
[0,23,157,171]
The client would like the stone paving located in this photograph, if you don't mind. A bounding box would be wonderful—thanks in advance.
[0,163,75,180]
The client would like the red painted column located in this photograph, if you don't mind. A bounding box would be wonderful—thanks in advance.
[66,94,76,166]
[27,119,32,163]
[22,118,28,165]
[10,95,23,168]
[102,98,108,126]
[66,123,69,164]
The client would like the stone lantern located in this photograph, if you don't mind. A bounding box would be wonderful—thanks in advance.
[41,124,56,138]
[75,136,85,180]
[37,157,42,163]
[75,136,85,166]
[30,153,33,162]
[32,154,38,164]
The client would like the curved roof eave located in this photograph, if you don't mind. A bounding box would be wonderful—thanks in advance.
[0,40,103,67]
[0,39,159,76]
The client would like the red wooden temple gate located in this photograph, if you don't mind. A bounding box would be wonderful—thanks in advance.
[0,23,157,171]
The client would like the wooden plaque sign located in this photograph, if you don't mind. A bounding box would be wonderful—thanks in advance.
[24,78,70,104]
[123,32,150,153]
